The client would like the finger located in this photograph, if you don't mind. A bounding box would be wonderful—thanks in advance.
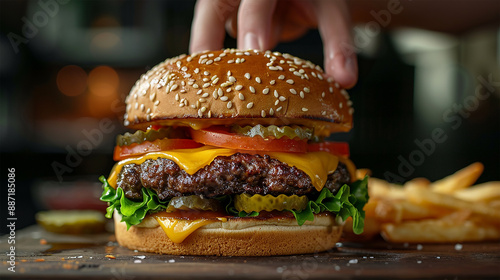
[314,0,358,88]
[237,0,278,50]
[190,0,240,54]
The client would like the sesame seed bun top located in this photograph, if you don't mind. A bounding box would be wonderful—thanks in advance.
[124,49,353,136]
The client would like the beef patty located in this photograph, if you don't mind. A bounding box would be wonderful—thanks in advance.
[117,153,351,200]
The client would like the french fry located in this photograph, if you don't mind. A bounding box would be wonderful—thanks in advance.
[431,162,484,194]
[373,199,446,223]
[406,184,500,220]
[381,219,500,243]
[356,168,372,180]
[453,182,500,202]
[368,178,406,200]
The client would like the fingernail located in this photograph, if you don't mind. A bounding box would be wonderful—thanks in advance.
[344,56,356,77]
[243,32,260,50]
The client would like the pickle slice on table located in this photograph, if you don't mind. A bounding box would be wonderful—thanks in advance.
[234,193,309,213]
[166,195,221,212]
[36,210,106,234]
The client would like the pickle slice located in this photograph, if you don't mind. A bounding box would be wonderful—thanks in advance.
[234,193,308,213]
[166,195,221,212]
[116,127,188,146]
[36,210,106,234]
[231,125,313,140]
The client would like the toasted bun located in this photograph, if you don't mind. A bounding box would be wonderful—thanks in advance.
[114,214,343,256]
[124,49,353,136]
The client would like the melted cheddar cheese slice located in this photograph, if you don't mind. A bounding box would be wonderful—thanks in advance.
[154,216,216,243]
[107,146,349,192]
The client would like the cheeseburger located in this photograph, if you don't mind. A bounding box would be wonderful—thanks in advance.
[100,49,368,256]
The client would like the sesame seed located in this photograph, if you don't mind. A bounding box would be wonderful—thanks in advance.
[290,89,297,95]
[146,108,151,114]
[202,92,209,98]
[270,80,276,85]
[194,68,199,74]
[227,71,231,76]
[197,89,203,95]
[311,72,317,77]
[180,89,186,93]
[206,59,213,65]
[192,84,199,89]
[299,69,305,74]
[181,66,188,72]
[220,96,229,101]
[201,106,207,113]
[134,102,138,109]
[228,60,234,64]
[212,77,219,85]
[211,75,218,81]
[208,110,212,118]
[302,107,309,112]
[244,73,251,79]
[227,101,232,109]
[218,88,223,96]
[289,68,296,72]
[200,58,207,64]
[221,82,233,87]
[278,75,285,80]
[208,53,214,57]
[191,104,196,109]
[176,61,181,68]
[263,88,270,94]
[349,108,354,115]
[228,76,236,83]
[146,114,151,121]
[268,66,279,71]
[347,100,353,106]
[293,71,301,77]
[239,93,245,100]
[304,87,310,93]
[317,73,323,80]
[321,92,325,98]
[339,102,343,109]
[269,108,274,115]
[249,86,255,93]
[246,102,254,109]
[279,96,286,102]
[274,90,279,98]
[149,92,156,101]
[244,51,251,56]
[179,103,185,107]
[204,71,210,76]
[203,83,210,88]
[200,54,207,59]
[197,109,203,117]
[274,100,279,106]
[322,111,326,115]
[261,110,266,117]
[276,106,283,112]
[235,85,243,91]
[329,87,333,93]
[175,94,179,101]
[286,79,294,84]
[214,57,221,62]
[235,58,241,63]
[328,77,333,83]
[226,88,232,92]
[213,90,218,99]
[196,100,200,108]
[186,56,193,62]
[335,82,340,88]
[255,77,261,84]
[171,84,178,91]
[300,91,305,99]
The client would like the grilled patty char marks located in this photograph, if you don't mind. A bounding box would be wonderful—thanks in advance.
[117,153,351,200]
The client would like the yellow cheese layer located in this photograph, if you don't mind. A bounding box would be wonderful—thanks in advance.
[154,216,216,243]
[107,146,343,192]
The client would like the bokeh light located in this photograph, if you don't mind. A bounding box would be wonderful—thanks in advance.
[56,65,87,96]
[88,66,119,97]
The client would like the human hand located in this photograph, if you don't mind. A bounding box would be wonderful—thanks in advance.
[190,0,357,89]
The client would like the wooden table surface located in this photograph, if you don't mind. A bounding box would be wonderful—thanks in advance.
[1,225,499,279]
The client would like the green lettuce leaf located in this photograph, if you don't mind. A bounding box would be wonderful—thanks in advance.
[288,177,369,234]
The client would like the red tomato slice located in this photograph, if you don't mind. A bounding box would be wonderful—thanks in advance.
[307,142,350,158]
[113,139,203,161]
[190,127,308,153]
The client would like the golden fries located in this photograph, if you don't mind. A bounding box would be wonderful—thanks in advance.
[431,162,484,193]
[345,162,500,243]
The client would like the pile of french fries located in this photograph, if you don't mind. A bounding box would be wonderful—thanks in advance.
[343,162,500,243]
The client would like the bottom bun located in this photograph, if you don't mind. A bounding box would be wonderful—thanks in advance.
[114,213,343,256]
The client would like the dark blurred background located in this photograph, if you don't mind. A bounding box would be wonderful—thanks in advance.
[1,0,499,233]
